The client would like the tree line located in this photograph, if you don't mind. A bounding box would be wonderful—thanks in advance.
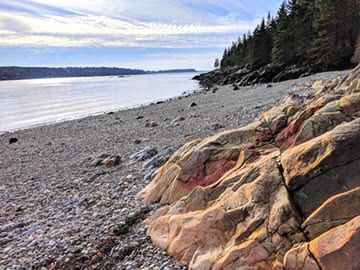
[219,0,360,71]
[0,67,197,81]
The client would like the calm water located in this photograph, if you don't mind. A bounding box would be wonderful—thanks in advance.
[0,72,199,133]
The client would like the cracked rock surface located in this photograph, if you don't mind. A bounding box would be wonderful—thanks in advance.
[140,65,360,269]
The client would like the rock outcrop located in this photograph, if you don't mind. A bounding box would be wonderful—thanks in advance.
[193,64,315,89]
[139,65,360,269]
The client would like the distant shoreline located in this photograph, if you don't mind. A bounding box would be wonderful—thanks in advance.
[0,70,346,135]
[0,66,197,81]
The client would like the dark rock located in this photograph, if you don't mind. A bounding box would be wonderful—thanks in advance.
[189,102,197,107]
[102,155,122,167]
[125,207,151,226]
[87,154,122,167]
[136,115,144,120]
[130,147,158,162]
[144,168,160,182]
[89,158,102,167]
[209,123,225,130]
[193,63,312,89]
[273,64,312,82]
[171,117,185,126]
[125,212,139,226]
[113,222,129,236]
[133,139,142,144]
[145,121,158,127]
[116,244,137,260]
[9,138,18,144]
[143,147,175,170]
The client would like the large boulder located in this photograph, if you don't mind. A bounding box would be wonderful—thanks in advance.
[284,243,320,270]
[302,187,360,239]
[281,118,360,216]
[148,153,304,270]
[309,216,360,270]
[138,121,275,205]
[140,64,360,269]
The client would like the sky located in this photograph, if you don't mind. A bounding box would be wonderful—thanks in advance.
[0,0,282,70]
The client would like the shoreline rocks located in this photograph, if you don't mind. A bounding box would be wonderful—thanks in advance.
[140,65,360,269]
[193,63,357,91]
[0,69,351,269]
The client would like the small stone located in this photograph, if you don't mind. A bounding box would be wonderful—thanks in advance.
[145,121,158,127]
[143,147,174,170]
[209,123,225,130]
[91,252,103,263]
[101,155,122,167]
[133,139,142,144]
[171,117,186,127]
[113,222,129,236]
[125,212,139,226]
[131,147,158,162]
[189,102,197,107]
[129,241,140,248]
[9,138,18,144]
[15,205,24,212]
[89,158,102,167]
[144,168,159,182]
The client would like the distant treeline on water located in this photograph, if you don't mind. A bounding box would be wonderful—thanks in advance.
[0,67,197,81]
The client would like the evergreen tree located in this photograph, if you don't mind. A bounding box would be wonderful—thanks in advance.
[271,2,291,67]
[219,0,359,71]
[251,19,272,68]
[310,0,360,69]
[214,58,220,68]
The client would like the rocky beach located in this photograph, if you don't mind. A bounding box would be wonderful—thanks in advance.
[140,65,360,269]
[0,69,351,270]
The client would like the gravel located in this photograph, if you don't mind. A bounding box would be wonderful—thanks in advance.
[0,70,348,269]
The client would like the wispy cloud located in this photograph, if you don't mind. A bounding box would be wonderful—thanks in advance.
[0,0,280,48]
[0,0,281,68]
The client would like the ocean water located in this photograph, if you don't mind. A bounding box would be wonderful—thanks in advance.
[0,72,199,133]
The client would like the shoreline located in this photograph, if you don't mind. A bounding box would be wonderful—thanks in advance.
[0,67,197,82]
[0,88,200,135]
[0,71,199,83]
[0,72,200,134]
[0,70,349,269]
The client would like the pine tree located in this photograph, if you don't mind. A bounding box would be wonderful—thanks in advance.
[214,58,220,68]
[251,19,272,68]
[271,2,291,67]
[310,0,360,69]
[219,0,359,71]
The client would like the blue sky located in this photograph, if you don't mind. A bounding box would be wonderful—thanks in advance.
[0,0,282,70]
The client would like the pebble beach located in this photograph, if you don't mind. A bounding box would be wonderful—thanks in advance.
[0,70,348,269]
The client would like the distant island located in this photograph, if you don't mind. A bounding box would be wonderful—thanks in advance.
[0,67,197,81]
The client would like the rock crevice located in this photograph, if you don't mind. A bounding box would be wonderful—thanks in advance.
[139,65,360,269]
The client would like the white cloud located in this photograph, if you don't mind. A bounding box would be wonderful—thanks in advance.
[0,0,275,48]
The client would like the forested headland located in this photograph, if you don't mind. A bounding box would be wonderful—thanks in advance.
[195,0,360,88]
[0,67,197,81]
